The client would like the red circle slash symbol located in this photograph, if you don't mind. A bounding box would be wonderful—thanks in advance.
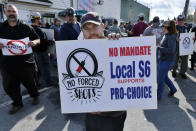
[7,40,27,55]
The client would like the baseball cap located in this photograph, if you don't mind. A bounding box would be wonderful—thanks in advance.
[81,12,102,28]
[31,12,41,19]
[65,7,75,16]
[177,15,185,21]
[153,16,159,23]
[138,13,145,18]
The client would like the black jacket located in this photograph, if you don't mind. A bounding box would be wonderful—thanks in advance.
[0,20,39,69]
[32,25,53,52]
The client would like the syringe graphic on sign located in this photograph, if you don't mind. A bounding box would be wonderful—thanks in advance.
[62,48,105,104]
[75,55,88,77]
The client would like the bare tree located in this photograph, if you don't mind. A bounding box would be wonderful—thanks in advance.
[183,0,190,20]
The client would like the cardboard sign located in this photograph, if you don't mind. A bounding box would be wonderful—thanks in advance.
[56,36,157,113]
[41,28,54,40]
[1,37,32,56]
[179,33,195,56]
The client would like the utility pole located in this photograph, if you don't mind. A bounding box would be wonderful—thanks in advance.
[183,0,190,20]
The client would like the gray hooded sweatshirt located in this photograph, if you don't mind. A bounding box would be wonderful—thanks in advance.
[143,22,164,46]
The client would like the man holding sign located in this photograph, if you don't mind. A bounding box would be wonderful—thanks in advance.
[78,12,126,131]
[0,4,40,114]
[172,15,190,79]
[57,11,157,131]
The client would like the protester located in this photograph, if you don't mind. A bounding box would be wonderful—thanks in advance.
[50,18,61,40]
[0,4,40,114]
[102,18,109,37]
[45,22,50,29]
[81,12,127,131]
[107,19,123,36]
[119,22,126,33]
[31,12,54,87]
[190,25,196,70]
[130,13,148,36]
[157,20,178,100]
[143,16,164,46]
[125,21,133,37]
[172,15,190,79]
[50,18,61,66]
[59,7,80,40]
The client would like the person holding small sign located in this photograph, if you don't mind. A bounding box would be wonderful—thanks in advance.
[81,12,126,131]
[172,15,190,79]
[0,4,40,114]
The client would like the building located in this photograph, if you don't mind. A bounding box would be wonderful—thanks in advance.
[121,0,150,23]
[72,0,150,23]
[72,0,121,21]
[1,0,150,24]
[6,0,71,24]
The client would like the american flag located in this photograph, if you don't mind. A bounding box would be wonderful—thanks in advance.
[78,0,95,12]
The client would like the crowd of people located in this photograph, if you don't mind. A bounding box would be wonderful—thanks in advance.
[0,4,196,131]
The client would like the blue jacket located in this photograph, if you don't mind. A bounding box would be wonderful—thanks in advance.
[159,34,177,61]
[59,22,81,40]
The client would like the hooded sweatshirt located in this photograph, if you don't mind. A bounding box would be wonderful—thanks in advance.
[143,22,164,46]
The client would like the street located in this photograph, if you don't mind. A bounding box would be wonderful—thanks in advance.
[0,0,195,131]
[0,66,196,131]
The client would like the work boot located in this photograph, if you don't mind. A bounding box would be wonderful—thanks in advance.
[180,73,187,79]
[8,105,23,115]
[32,96,40,105]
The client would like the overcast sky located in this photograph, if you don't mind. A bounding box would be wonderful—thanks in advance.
[137,0,196,20]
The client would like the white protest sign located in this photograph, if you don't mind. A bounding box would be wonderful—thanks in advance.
[41,28,54,40]
[56,36,157,114]
[1,37,32,56]
[179,33,195,56]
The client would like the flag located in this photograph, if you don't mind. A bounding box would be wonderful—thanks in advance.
[78,0,95,12]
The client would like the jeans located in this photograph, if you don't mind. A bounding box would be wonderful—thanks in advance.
[34,51,52,86]
[157,60,177,99]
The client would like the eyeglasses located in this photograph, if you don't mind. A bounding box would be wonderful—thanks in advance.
[7,10,16,13]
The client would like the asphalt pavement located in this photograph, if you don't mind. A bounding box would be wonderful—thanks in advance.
[0,64,196,131]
